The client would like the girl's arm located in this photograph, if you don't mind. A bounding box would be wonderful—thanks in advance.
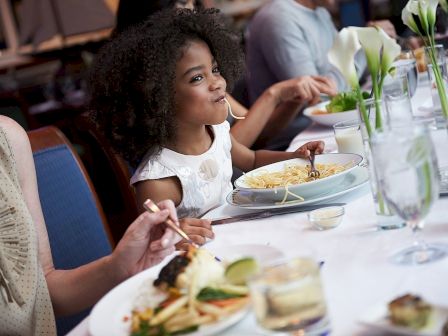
[230,133,324,173]
[134,178,183,213]
[1,116,178,316]
[229,76,337,148]
[134,178,213,248]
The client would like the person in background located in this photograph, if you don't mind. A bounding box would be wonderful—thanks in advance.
[0,115,180,335]
[90,9,325,229]
[246,0,362,102]
[114,0,337,149]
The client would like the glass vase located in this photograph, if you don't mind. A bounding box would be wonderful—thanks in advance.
[358,99,406,230]
[424,45,448,129]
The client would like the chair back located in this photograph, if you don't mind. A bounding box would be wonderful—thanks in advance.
[28,126,113,336]
[75,114,138,241]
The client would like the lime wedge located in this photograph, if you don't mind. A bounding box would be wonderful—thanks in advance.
[225,257,259,285]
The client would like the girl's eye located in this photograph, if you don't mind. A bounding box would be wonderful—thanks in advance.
[212,66,220,74]
[190,75,203,83]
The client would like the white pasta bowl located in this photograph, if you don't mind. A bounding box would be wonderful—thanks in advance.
[234,153,363,203]
[303,101,359,127]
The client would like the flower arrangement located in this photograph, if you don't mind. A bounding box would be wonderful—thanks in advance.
[328,27,401,138]
[402,0,448,118]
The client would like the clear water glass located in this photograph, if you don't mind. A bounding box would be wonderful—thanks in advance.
[383,72,414,128]
[394,53,418,97]
[249,257,329,335]
[370,124,446,265]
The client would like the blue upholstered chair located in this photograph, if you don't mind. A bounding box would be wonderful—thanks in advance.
[28,126,113,336]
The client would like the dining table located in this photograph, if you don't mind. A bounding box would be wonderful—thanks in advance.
[68,76,448,336]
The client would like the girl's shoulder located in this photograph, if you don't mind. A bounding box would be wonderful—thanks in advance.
[130,153,176,185]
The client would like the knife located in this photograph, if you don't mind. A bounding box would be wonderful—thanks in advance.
[211,203,346,225]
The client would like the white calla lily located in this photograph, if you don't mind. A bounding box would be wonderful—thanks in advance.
[327,27,361,89]
[427,0,440,27]
[353,27,382,83]
[378,28,402,78]
[402,0,448,119]
[441,0,448,12]
[402,2,421,34]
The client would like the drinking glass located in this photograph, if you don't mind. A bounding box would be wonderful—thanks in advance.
[249,257,329,335]
[370,124,446,265]
[333,119,365,158]
[396,50,418,97]
[383,72,414,128]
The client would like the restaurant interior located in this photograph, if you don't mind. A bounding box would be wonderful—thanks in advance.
[1,0,448,335]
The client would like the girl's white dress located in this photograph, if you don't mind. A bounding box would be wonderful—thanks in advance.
[131,121,233,218]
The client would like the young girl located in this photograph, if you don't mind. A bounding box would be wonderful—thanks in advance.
[113,0,337,149]
[90,9,324,239]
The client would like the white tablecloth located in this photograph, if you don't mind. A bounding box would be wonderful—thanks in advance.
[68,78,448,336]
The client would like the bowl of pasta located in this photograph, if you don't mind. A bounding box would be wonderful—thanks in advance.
[234,153,363,203]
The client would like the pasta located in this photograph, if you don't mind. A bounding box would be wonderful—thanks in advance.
[244,163,348,189]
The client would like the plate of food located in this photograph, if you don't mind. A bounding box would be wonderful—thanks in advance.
[89,247,257,336]
[233,153,363,203]
[358,294,448,336]
[303,91,368,127]
[228,165,368,209]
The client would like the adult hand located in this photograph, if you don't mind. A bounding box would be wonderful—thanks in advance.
[110,200,180,281]
[270,76,337,107]
[176,218,214,251]
[293,140,325,159]
[311,76,338,97]
[367,20,397,39]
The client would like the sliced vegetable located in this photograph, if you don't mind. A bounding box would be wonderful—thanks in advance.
[225,257,259,285]
[196,287,243,301]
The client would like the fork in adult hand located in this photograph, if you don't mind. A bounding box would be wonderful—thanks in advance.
[143,199,199,248]
[308,150,320,179]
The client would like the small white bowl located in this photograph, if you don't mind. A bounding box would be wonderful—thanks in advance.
[308,206,345,230]
[303,101,359,127]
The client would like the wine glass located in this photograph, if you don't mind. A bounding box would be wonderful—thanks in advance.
[248,255,329,335]
[370,124,445,265]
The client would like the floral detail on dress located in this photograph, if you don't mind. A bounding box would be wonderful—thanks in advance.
[198,159,219,182]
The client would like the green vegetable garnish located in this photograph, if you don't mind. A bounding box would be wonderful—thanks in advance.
[326,91,370,113]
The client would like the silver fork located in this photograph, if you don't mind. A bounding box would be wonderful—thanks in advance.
[308,150,320,179]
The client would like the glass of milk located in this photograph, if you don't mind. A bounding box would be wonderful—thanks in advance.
[333,119,365,158]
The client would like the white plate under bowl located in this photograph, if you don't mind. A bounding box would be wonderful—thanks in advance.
[89,254,249,336]
[358,298,448,336]
[228,166,368,210]
[234,153,362,202]
[303,101,359,127]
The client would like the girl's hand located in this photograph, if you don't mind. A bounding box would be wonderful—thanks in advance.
[294,141,325,159]
[176,218,214,251]
[110,200,180,281]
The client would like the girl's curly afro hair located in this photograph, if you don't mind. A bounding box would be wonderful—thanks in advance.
[89,8,244,167]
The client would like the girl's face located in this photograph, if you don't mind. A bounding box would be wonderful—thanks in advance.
[173,40,228,127]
